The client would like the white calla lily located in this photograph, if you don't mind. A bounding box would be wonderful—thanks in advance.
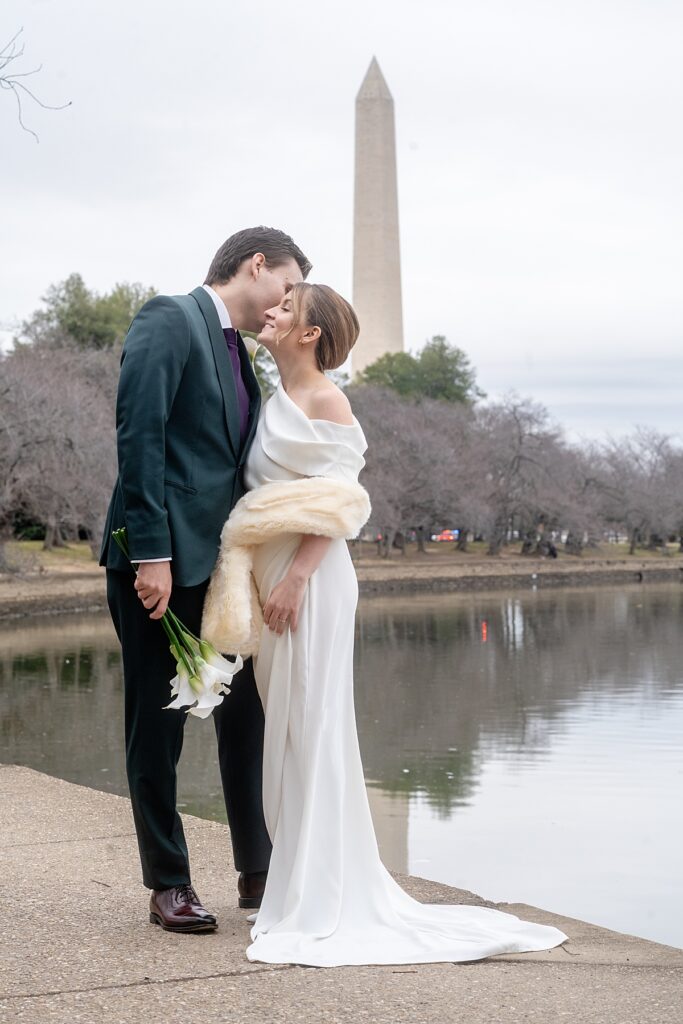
[188,686,225,719]
[164,663,199,711]
[165,644,244,717]
[199,642,243,691]
[111,528,244,719]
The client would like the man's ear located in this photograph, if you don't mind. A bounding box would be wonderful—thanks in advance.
[251,252,266,277]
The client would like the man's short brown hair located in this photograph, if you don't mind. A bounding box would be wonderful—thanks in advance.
[205,226,312,285]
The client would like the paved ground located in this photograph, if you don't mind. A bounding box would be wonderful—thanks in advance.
[1,765,681,1023]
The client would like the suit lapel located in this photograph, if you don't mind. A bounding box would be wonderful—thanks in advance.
[236,331,262,456]
[190,286,241,459]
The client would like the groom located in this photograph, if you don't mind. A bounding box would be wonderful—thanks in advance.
[100,226,311,932]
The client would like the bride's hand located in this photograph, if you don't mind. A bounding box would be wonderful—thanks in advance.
[263,536,332,635]
[263,572,307,635]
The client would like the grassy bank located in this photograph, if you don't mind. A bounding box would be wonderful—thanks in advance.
[1,539,683,620]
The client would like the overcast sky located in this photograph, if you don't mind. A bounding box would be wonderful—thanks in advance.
[2,0,681,440]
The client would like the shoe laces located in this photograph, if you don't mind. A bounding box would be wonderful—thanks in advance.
[176,883,198,904]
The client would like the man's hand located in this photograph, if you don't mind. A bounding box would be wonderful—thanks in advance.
[134,561,172,619]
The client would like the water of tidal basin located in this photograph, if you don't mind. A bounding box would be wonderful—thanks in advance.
[2,583,682,950]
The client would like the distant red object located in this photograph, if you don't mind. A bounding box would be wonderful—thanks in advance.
[432,529,458,542]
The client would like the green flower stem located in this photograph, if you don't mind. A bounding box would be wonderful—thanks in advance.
[111,529,131,560]
[166,607,201,643]
[160,615,195,678]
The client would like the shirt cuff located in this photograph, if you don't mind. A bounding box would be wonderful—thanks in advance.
[137,557,172,563]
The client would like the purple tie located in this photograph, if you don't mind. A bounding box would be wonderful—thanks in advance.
[223,327,250,446]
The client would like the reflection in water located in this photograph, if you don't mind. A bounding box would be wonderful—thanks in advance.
[0,618,223,816]
[356,587,682,810]
[354,587,683,948]
[1,584,682,949]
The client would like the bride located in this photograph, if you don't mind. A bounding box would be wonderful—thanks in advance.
[208,282,567,967]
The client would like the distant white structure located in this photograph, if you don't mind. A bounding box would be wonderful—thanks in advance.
[352,57,404,377]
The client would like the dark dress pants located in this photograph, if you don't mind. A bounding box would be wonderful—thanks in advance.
[106,569,272,890]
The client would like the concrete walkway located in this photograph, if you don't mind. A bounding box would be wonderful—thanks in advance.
[1,765,681,1024]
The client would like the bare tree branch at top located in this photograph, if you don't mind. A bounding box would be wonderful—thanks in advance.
[1,27,71,142]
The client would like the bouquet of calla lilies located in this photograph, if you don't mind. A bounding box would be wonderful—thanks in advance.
[112,528,243,718]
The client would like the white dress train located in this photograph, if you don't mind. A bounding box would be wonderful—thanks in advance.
[243,382,567,967]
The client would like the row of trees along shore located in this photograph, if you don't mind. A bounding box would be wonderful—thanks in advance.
[2,274,683,570]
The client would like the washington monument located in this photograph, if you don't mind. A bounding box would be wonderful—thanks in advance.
[352,57,404,377]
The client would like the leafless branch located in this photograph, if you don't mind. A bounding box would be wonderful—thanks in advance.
[0,28,71,142]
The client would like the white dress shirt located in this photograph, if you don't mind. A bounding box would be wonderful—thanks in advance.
[202,283,232,328]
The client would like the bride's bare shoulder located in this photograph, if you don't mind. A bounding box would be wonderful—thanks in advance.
[308,384,354,426]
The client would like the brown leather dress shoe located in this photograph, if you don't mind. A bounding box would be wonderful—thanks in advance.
[238,870,267,909]
[149,884,217,933]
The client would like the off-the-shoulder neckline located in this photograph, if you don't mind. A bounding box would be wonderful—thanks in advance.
[277,380,361,429]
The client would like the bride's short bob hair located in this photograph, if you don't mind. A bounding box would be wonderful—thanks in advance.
[288,283,359,372]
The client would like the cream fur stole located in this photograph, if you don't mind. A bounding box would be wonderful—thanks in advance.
[201,476,371,657]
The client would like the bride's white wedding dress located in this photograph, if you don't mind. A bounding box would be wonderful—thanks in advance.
[242,382,567,967]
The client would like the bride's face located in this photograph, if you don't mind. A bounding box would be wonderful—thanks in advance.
[257,295,304,354]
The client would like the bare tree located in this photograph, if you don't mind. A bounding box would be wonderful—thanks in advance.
[428,401,489,551]
[529,442,604,555]
[665,448,683,551]
[0,345,118,564]
[0,349,51,568]
[1,28,71,141]
[472,397,564,555]
[348,388,612,560]
[598,428,681,554]
[349,386,449,555]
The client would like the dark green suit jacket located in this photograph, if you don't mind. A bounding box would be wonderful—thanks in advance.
[100,286,261,587]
